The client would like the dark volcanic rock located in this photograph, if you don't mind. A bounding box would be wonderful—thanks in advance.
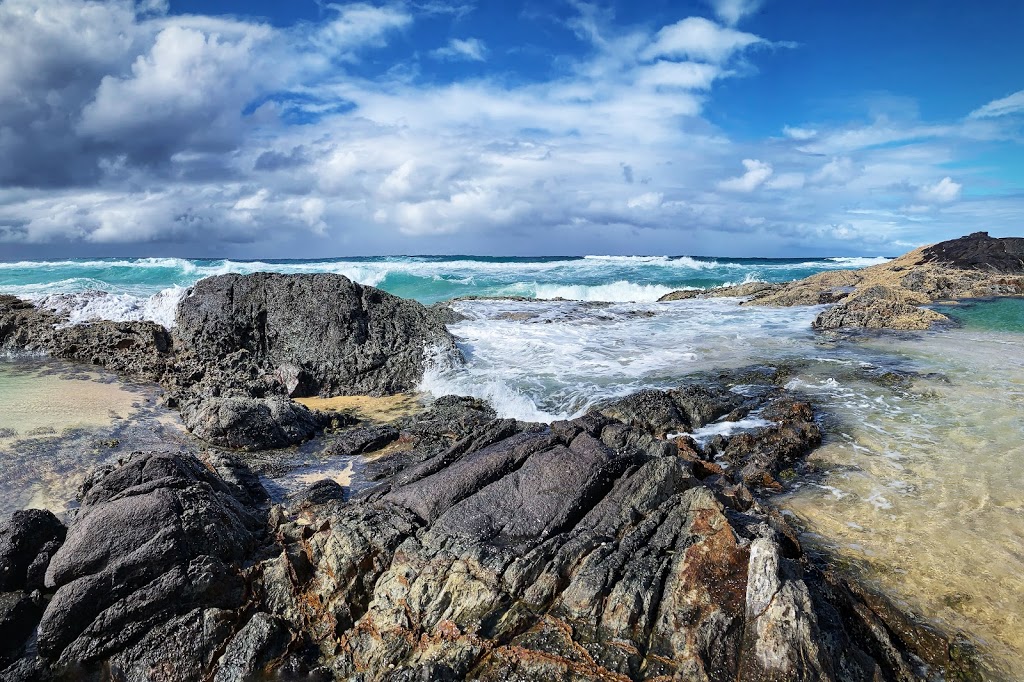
[0,591,44,668]
[36,452,265,672]
[180,395,327,450]
[0,296,171,381]
[920,231,1024,274]
[0,509,66,592]
[173,272,458,398]
[0,376,980,681]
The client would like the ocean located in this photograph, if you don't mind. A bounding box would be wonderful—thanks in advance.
[0,254,887,328]
[2,254,1024,677]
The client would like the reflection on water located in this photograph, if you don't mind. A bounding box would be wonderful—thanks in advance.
[779,329,1024,679]
[0,357,188,517]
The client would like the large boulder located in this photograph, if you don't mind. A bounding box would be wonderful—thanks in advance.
[172,272,458,398]
[179,395,327,451]
[35,452,267,674]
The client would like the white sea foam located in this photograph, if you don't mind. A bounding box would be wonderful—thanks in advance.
[824,256,891,267]
[533,280,676,302]
[668,416,774,445]
[420,298,823,421]
[33,285,186,329]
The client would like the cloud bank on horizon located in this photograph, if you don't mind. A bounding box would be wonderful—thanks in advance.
[0,0,1021,258]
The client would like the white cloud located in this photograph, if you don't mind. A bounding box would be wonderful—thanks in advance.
[765,172,805,190]
[782,125,817,140]
[706,0,764,26]
[0,0,1015,257]
[718,159,772,192]
[643,17,763,63]
[635,60,722,90]
[627,192,663,209]
[310,3,412,60]
[811,157,858,185]
[969,89,1024,119]
[431,37,487,61]
[918,176,961,203]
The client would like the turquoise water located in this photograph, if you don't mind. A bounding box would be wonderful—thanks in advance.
[0,254,889,328]
[933,298,1024,333]
[0,254,888,303]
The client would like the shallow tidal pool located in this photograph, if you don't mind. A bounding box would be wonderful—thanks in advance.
[0,357,187,516]
[777,327,1024,680]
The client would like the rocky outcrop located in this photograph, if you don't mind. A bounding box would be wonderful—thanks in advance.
[920,231,1024,273]
[658,281,784,302]
[171,272,458,399]
[0,371,979,681]
[2,273,462,451]
[0,296,171,381]
[811,285,950,331]
[658,233,1024,331]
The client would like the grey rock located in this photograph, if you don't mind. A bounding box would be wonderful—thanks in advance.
[214,612,292,682]
[324,424,400,457]
[0,295,171,381]
[180,395,326,451]
[37,452,263,668]
[0,509,66,592]
[172,272,459,398]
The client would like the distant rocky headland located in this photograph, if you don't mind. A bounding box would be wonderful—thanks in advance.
[0,234,1011,680]
[660,231,1024,330]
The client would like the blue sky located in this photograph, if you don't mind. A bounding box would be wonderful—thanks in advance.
[0,0,1021,258]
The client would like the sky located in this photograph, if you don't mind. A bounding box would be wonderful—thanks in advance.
[0,0,1022,258]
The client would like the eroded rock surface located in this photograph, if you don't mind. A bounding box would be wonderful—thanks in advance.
[658,232,1024,331]
[0,372,979,681]
[171,272,458,399]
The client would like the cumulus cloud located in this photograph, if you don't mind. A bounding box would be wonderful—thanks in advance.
[627,192,663,209]
[643,17,763,63]
[706,0,764,26]
[969,89,1024,119]
[0,0,1014,257]
[918,176,962,203]
[718,159,773,192]
[431,37,487,61]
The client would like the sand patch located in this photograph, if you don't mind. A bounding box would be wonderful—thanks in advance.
[296,393,423,423]
[0,366,144,442]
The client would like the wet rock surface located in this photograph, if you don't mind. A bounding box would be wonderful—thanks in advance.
[179,395,328,451]
[0,371,981,681]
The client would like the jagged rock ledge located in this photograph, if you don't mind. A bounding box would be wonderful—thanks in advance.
[658,232,1024,331]
[0,369,982,681]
